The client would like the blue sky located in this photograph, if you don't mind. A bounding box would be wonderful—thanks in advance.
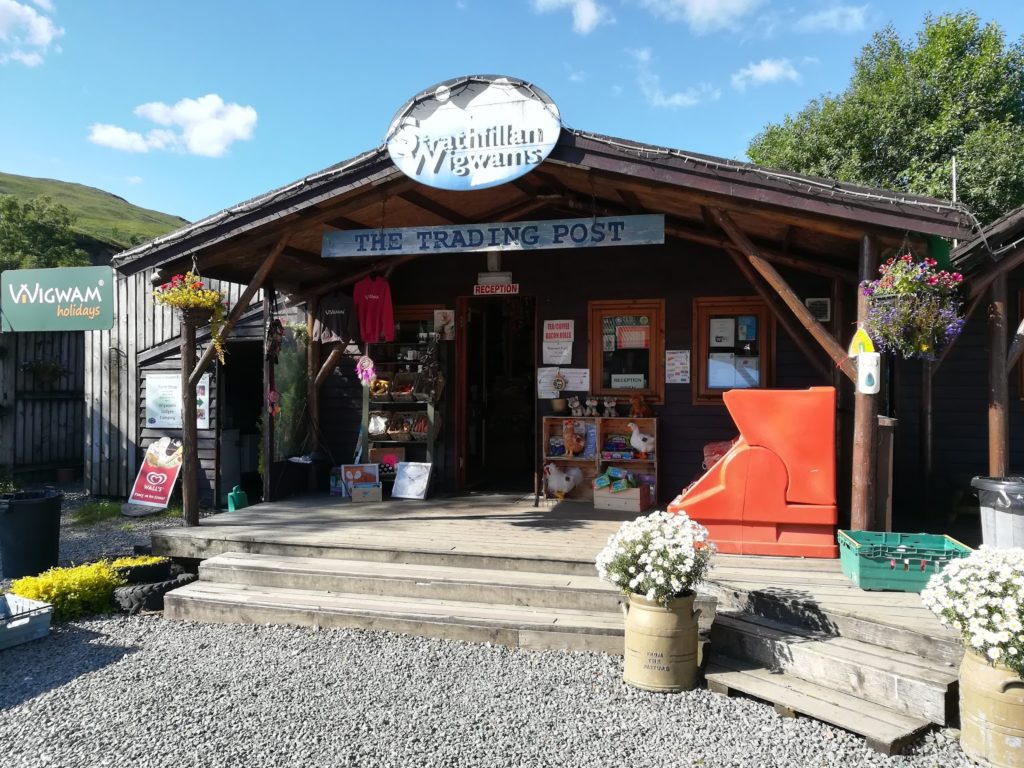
[1,1,1022,222]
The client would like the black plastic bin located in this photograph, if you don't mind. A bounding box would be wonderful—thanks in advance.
[0,489,63,579]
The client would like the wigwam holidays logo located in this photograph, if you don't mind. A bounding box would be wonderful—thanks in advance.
[7,278,106,320]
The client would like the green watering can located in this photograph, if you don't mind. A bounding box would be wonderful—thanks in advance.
[227,485,248,512]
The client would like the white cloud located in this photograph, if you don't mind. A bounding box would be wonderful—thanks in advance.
[88,94,258,158]
[533,0,611,35]
[796,4,868,33]
[0,0,63,66]
[637,0,762,33]
[629,47,720,108]
[126,176,143,185]
[731,58,800,91]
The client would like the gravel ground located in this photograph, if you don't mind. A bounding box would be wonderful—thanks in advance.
[0,490,971,767]
[0,616,969,768]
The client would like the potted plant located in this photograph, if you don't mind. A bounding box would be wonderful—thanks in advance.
[921,547,1024,767]
[861,254,965,360]
[596,509,715,692]
[152,271,227,363]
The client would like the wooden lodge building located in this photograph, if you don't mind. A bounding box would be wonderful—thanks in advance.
[85,76,1024,542]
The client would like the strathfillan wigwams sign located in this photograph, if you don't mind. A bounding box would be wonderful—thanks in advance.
[385,75,561,191]
[1,266,114,332]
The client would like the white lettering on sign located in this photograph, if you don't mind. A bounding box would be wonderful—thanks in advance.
[473,283,520,296]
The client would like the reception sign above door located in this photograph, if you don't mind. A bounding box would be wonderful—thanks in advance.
[385,75,561,191]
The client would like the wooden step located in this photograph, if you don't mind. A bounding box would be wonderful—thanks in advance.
[199,552,718,627]
[153,529,599,576]
[705,579,963,666]
[705,656,932,756]
[709,612,958,725]
[164,581,625,654]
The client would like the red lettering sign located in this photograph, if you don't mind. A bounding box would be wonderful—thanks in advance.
[128,437,184,508]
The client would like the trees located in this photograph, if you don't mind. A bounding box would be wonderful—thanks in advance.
[0,195,90,273]
[747,12,1024,224]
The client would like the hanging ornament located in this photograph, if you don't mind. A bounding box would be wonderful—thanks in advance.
[266,318,285,364]
[267,388,281,417]
[355,355,376,386]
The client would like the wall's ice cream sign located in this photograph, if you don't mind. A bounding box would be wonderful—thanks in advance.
[386,75,561,191]
[1,266,113,331]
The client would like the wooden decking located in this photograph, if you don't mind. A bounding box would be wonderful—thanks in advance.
[153,493,955,647]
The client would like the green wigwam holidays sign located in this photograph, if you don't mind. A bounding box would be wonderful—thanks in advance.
[1,266,114,331]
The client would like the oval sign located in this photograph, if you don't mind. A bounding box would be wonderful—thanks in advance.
[386,75,561,191]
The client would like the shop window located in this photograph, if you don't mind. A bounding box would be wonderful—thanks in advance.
[587,299,665,403]
[1019,289,1023,400]
[693,296,774,405]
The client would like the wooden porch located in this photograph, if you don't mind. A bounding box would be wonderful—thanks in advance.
[154,495,961,753]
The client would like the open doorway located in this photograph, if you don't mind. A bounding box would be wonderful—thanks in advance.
[458,295,536,492]
[218,342,263,505]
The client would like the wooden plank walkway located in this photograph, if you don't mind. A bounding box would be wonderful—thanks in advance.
[154,494,955,646]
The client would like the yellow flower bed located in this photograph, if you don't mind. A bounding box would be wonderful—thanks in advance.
[11,562,126,621]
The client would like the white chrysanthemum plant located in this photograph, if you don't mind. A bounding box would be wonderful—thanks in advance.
[596,510,715,605]
[921,547,1024,678]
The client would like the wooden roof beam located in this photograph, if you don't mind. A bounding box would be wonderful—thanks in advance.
[399,190,473,224]
[709,207,856,382]
[190,234,290,388]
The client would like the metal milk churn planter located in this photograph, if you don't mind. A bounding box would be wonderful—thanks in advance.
[623,592,700,692]
[959,650,1024,768]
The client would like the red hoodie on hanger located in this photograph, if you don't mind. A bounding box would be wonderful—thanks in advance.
[353,275,395,343]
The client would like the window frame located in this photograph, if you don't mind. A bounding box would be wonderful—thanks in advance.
[587,299,665,404]
[692,296,775,405]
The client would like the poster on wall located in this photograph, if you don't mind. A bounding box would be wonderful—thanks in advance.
[709,318,735,347]
[542,341,572,365]
[537,367,590,398]
[146,373,211,429]
[543,320,574,342]
[434,309,455,340]
[128,437,183,508]
[666,350,691,384]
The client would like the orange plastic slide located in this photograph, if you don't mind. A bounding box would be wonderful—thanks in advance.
[668,387,839,558]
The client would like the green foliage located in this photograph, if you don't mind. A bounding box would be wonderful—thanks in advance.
[0,172,186,249]
[71,500,122,526]
[273,328,309,460]
[109,555,169,569]
[0,195,90,272]
[11,562,125,621]
[747,12,1024,223]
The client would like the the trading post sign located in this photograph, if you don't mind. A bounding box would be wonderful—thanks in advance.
[128,437,184,508]
[1,266,114,331]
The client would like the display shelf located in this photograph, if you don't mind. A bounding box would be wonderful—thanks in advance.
[541,416,657,508]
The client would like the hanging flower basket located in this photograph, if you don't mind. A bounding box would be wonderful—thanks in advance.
[152,271,227,364]
[861,254,964,361]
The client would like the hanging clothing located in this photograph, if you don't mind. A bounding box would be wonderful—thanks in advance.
[313,291,359,344]
[353,275,395,343]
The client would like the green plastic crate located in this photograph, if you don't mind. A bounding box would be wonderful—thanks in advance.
[837,530,972,592]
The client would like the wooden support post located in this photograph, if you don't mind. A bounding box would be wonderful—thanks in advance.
[263,283,275,503]
[921,361,933,519]
[1007,316,1024,373]
[988,274,1009,477]
[190,235,289,389]
[851,235,879,531]
[710,208,855,382]
[180,315,200,527]
[315,346,344,389]
[306,297,320,493]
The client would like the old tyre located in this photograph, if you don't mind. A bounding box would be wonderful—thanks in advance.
[114,573,197,615]
[113,560,172,584]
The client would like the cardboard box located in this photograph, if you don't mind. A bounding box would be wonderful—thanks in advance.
[350,483,383,503]
[593,485,651,512]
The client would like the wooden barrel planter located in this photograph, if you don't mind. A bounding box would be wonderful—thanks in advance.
[960,650,1024,767]
[623,592,700,692]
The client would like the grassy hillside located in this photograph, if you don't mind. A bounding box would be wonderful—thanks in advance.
[0,172,188,250]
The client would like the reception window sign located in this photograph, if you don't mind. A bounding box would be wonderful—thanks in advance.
[385,75,561,191]
[1,266,114,331]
